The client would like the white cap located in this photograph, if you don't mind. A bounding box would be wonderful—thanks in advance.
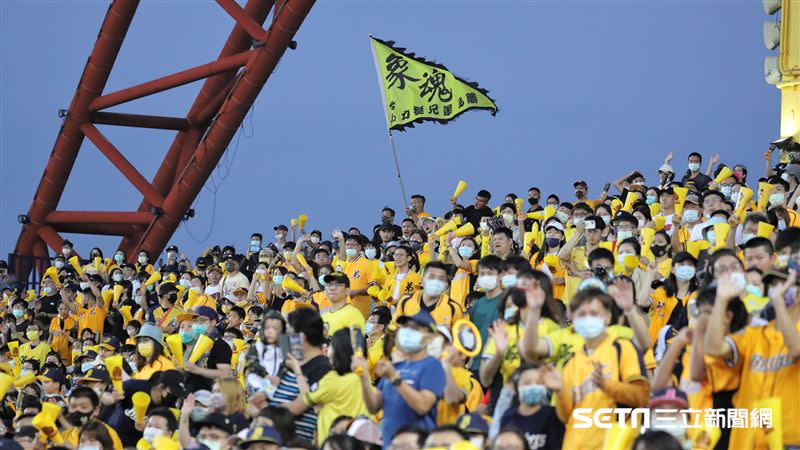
[659,164,674,173]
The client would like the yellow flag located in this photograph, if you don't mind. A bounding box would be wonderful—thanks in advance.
[370,36,498,131]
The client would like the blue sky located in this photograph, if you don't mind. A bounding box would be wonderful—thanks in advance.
[0,1,780,259]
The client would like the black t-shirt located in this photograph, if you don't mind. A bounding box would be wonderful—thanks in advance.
[681,172,712,192]
[500,406,564,450]
[463,205,494,230]
[39,294,61,316]
[301,354,332,387]
[106,379,152,447]
[186,338,233,392]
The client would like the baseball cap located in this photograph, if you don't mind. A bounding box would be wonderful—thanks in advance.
[37,368,66,385]
[347,417,382,446]
[457,412,489,435]
[658,163,674,174]
[323,272,350,287]
[240,425,283,448]
[193,306,218,322]
[273,225,288,232]
[573,180,588,188]
[152,370,186,398]
[396,310,437,332]
[99,336,120,352]
[138,323,164,344]
[193,389,213,407]
[166,245,178,253]
[684,192,701,205]
[78,367,110,384]
[192,412,233,435]
[649,387,689,409]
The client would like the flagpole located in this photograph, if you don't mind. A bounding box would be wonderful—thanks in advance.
[387,130,409,211]
[370,35,409,212]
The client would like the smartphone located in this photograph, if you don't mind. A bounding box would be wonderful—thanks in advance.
[603,183,611,192]
[278,332,304,361]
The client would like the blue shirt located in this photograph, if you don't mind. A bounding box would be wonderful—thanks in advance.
[468,293,501,370]
[378,356,445,449]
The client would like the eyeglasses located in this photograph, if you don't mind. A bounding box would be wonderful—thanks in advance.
[714,264,741,275]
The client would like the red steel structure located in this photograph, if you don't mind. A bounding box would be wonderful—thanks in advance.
[12,0,315,279]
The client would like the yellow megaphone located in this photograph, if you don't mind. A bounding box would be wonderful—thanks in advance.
[281,277,308,295]
[144,271,161,287]
[673,186,688,216]
[298,214,308,230]
[686,240,711,259]
[648,202,662,217]
[610,198,623,216]
[435,218,461,237]
[290,218,298,228]
[622,255,639,274]
[734,186,754,220]
[621,192,637,212]
[454,222,475,237]
[68,256,84,277]
[43,266,60,286]
[653,215,666,231]
[93,256,102,271]
[452,180,468,201]
[119,305,133,326]
[758,181,776,211]
[601,422,638,450]
[714,166,734,185]
[713,222,730,248]
[41,402,62,423]
[188,335,214,364]
[184,289,199,309]
[165,333,184,368]
[102,290,114,305]
[295,253,311,270]
[14,372,36,388]
[758,221,776,238]
[0,373,13,400]
[367,285,381,298]
[526,206,557,221]
[104,355,124,393]
[32,411,64,444]
[514,197,523,213]
[113,284,124,303]
[132,391,151,423]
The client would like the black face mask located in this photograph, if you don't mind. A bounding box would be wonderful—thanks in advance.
[651,244,669,258]
[381,216,391,224]
[67,411,91,427]
[160,392,178,407]
[528,197,539,206]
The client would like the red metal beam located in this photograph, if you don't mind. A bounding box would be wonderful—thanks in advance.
[14,0,140,261]
[13,0,315,283]
[92,112,190,130]
[89,49,255,112]
[215,0,267,42]
[81,123,165,208]
[46,211,152,225]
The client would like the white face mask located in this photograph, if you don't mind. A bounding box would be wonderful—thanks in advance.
[477,275,498,291]
[62,247,71,256]
[310,236,321,244]
[138,255,147,264]
[143,427,164,443]
[364,248,377,260]
[423,279,447,296]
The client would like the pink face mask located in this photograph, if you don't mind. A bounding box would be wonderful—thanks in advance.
[733,171,745,182]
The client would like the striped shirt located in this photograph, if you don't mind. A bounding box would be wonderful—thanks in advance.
[268,355,331,443]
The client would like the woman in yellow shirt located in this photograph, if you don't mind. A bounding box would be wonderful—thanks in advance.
[132,323,175,380]
[530,219,567,301]
[381,245,421,305]
[448,236,478,308]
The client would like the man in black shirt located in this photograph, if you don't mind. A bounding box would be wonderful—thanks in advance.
[184,306,232,392]
[680,152,712,192]
[460,189,494,231]
[37,278,61,323]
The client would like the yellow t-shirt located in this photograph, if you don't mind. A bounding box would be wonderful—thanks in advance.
[482,323,523,384]
[449,261,478,308]
[556,333,648,450]
[19,341,51,367]
[304,371,369,446]
[367,335,384,381]
[436,366,480,426]
[312,292,332,312]
[64,421,124,450]
[724,321,800,448]
[394,292,464,329]
[49,314,78,363]
[344,256,373,317]
[322,304,365,336]
[648,288,682,345]
[133,355,176,380]
[77,304,106,335]
[382,269,422,305]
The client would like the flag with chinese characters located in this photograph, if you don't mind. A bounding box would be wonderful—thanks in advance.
[370,36,498,131]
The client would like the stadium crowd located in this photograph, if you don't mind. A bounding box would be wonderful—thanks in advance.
[0,149,799,450]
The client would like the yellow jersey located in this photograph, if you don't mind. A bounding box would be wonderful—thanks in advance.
[322,304,365,336]
[49,314,77,363]
[394,292,464,329]
[436,366,481,426]
[382,269,421,305]
[304,371,369,446]
[20,341,51,367]
[449,261,478,308]
[133,355,176,380]
[344,256,373,318]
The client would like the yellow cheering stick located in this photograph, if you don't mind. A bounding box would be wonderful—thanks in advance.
[144,271,161,287]
[32,411,64,444]
[188,335,214,364]
[68,256,84,278]
[434,218,461,237]
[451,180,468,202]
[132,392,151,424]
[165,333,184,367]
[758,181,776,211]
[714,166,733,185]
[514,197,524,214]
[734,186,754,220]
[104,355,124,394]
[673,186,688,216]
